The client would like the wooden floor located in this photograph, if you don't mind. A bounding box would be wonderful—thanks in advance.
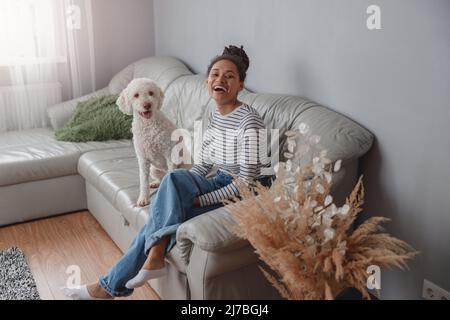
[0,211,159,300]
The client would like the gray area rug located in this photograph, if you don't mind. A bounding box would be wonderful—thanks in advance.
[0,247,41,300]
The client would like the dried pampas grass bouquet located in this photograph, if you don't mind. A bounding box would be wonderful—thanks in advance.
[224,123,418,300]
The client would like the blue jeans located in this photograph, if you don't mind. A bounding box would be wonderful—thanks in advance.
[98,169,234,297]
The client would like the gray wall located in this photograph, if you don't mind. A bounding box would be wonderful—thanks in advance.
[154,0,450,299]
[92,0,154,90]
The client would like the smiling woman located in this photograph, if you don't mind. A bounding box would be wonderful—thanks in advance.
[207,59,244,115]
[206,45,249,116]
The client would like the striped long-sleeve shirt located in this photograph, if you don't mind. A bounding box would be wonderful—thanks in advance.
[189,104,269,207]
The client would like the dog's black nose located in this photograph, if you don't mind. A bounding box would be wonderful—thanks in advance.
[143,103,152,110]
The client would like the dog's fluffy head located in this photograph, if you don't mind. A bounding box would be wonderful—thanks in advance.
[116,78,164,119]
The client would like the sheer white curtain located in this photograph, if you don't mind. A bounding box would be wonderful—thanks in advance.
[0,0,95,132]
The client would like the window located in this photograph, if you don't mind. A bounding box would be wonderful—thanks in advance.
[0,0,67,67]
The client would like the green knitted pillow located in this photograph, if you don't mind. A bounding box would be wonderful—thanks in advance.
[55,94,132,142]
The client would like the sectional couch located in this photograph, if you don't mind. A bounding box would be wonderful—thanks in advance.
[0,56,374,299]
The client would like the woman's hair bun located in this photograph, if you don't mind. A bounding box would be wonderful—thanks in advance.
[222,45,250,72]
[207,44,250,81]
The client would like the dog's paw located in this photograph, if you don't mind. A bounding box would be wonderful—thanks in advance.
[137,195,149,207]
[149,181,160,189]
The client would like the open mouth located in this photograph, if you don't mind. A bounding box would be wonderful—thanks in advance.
[213,85,227,93]
[139,111,152,119]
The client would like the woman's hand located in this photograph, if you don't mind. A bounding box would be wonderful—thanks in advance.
[193,197,201,207]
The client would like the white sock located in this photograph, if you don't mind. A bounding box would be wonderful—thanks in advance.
[63,285,112,300]
[125,266,168,289]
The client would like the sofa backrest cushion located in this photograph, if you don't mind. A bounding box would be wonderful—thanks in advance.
[163,73,373,167]
[238,91,373,164]
[161,75,212,132]
[110,56,373,167]
[108,56,193,95]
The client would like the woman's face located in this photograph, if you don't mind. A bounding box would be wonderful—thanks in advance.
[206,59,244,105]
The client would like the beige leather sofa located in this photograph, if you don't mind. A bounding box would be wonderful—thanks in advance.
[0,56,373,299]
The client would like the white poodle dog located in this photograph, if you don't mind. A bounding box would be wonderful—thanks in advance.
[117,78,184,207]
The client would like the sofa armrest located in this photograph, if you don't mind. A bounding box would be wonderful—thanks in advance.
[46,88,110,130]
[176,207,248,264]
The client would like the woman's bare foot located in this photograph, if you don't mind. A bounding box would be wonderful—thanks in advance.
[125,265,167,289]
[124,237,169,289]
[142,236,168,270]
[142,256,165,271]
[86,282,113,299]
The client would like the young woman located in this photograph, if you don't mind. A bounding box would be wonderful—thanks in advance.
[64,45,270,299]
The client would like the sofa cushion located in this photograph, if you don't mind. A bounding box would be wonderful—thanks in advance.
[55,94,133,142]
[0,128,131,187]
[78,147,151,229]
[47,88,110,130]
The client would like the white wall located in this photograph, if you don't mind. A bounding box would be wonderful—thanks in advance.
[91,0,154,90]
[153,0,450,299]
